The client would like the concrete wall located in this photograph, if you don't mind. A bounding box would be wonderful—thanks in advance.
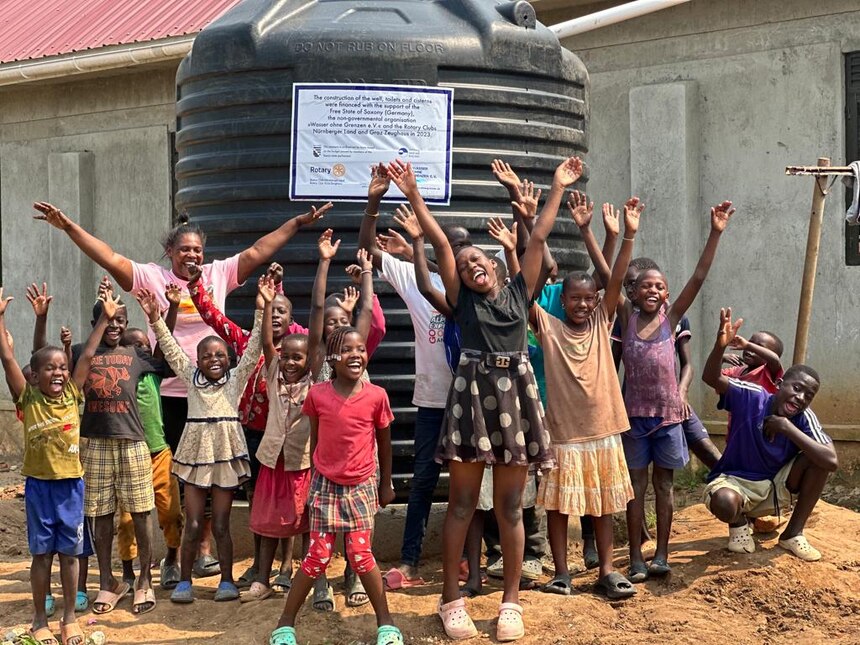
[542,0,860,441]
[0,65,179,437]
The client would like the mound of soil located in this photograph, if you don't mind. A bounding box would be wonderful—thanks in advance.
[1,499,858,644]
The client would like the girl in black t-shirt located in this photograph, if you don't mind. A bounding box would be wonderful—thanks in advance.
[387,156,582,642]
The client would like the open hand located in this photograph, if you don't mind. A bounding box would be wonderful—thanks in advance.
[33,202,73,230]
[99,289,122,321]
[567,190,594,228]
[97,276,114,302]
[0,288,13,316]
[165,283,182,306]
[393,204,423,239]
[356,247,373,272]
[602,203,620,237]
[368,163,391,202]
[711,201,735,233]
[491,159,521,192]
[257,275,276,307]
[728,333,749,351]
[722,353,744,367]
[512,180,541,221]
[25,282,52,316]
[717,307,743,349]
[135,289,160,323]
[297,202,333,227]
[336,286,359,315]
[487,217,518,252]
[553,156,584,189]
[60,327,72,348]
[377,230,411,258]
[623,197,645,235]
[317,229,340,261]
[386,160,418,196]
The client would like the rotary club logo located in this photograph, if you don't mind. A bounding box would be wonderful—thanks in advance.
[332,163,346,177]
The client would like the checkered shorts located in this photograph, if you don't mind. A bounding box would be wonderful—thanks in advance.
[82,438,154,516]
[308,473,378,533]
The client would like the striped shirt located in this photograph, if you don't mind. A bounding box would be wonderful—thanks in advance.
[707,378,829,482]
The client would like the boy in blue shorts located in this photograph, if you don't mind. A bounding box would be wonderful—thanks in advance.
[701,308,837,561]
[0,286,111,645]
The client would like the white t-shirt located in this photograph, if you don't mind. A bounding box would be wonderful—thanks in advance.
[379,252,452,408]
[132,254,242,397]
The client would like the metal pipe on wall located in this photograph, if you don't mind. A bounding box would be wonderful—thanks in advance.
[549,0,691,39]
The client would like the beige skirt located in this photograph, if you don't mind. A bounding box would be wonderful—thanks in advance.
[537,434,634,517]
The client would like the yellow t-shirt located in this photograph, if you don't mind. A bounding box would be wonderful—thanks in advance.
[18,380,85,480]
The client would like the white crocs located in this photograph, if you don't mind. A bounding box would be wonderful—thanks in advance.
[778,535,821,562]
[727,524,755,554]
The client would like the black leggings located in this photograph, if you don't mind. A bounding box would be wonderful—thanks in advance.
[161,395,188,454]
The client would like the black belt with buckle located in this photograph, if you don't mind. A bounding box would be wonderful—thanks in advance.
[463,350,525,370]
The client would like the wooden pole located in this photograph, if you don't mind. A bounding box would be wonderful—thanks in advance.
[793,156,830,365]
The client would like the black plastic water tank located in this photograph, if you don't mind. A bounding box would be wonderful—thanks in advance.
[175,0,589,500]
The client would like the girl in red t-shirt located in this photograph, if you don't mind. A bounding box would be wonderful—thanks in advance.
[270,326,402,645]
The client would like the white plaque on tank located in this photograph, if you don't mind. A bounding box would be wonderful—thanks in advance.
[290,83,454,204]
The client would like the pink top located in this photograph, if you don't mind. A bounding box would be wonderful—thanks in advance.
[302,381,393,485]
[621,309,686,426]
[722,363,783,394]
[132,254,241,397]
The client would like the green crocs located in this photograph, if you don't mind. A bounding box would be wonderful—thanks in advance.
[269,626,297,645]
[377,625,404,645]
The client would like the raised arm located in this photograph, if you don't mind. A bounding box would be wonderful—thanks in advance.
[261,280,278,368]
[669,201,735,327]
[308,229,339,369]
[138,289,192,383]
[73,293,115,389]
[520,157,583,297]
[233,282,266,388]
[60,327,73,369]
[236,202,332,284]
[25,283,52,353]
[567,191,609,287]
[358,163,392,270]
[729,334,783,380]
[0,292,26,400]
[33,202,135,291]
[187,268,250,356]
[394,205,451,316]
[601,197,642,318]
[388,160,460,305]
[702,307,742,395]
[487,217,521,278]
[353,249,375,342]
[596,202,621,290]
[376,229,414,263]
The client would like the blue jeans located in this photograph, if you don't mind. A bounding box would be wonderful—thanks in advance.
[400,407,445,567]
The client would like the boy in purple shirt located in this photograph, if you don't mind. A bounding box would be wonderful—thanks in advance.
[701,308,837,561]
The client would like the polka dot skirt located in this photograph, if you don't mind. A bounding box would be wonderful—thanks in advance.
[435,351,554,469]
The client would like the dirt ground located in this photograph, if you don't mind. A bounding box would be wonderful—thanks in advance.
[2,467,860,645]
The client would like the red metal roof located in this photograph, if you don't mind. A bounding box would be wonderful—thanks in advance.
[0,0,241,64]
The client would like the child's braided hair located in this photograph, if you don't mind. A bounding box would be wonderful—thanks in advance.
[325,325,360,378]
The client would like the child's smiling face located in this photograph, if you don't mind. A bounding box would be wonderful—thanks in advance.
[773,371,819,417]
[279,336,309,384]
[456,246,497,294]
[100,306,128,348]
[332,331,367,382]
[635,269,669,314]
[561,279,598,325]
[197,337,229,381]
[323,306,351,340]
[33,349,69,398]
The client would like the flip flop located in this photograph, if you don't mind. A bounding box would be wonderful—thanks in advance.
[778,535,822,562]
[75,591,89,612]
[382,568,425,591]
[269,626,297,645]
[541,574,572,596]
[583,543,599,570]
[240,581,274,603]
[312,582,335,612]
[236,565,258,589]
[214,581,240,601]
[92,581,131,614]
[160,558,181,590]
[132,588,157,614]
[345,569,369,607]
[594,572,637,599]
[272,573,292,593]
[627,562,648,583]
[192,555,221,578]
[59,618,84,645]
[30,626,59,645]
[45,593,56,617]
[496,602,525,642]
[376,625,404,645]
[170,581,194,604]
[648,556,672,577]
